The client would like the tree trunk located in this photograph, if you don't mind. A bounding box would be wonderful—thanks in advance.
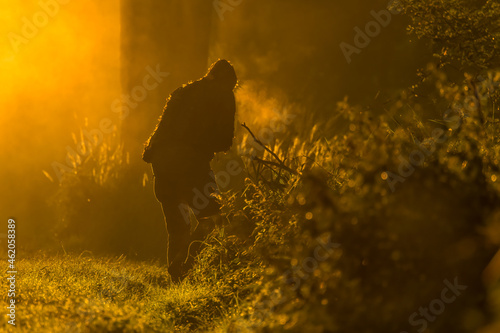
[120,0,213,167]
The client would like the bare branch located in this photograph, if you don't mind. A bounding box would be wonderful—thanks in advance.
[241,123,285,165]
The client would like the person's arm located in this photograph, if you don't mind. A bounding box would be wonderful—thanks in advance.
[212,92,236,153]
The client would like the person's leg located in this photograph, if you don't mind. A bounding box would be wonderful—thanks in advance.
[160,200,191,281]
[174,165,222,272]
[153,161,195,281]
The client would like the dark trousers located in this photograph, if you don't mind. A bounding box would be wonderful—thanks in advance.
[152,153,220,280]
[160,200,191,280]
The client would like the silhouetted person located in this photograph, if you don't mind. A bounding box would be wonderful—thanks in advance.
[143,59,237,281]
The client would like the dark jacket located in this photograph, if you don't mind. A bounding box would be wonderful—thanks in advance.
[143,76,236,164]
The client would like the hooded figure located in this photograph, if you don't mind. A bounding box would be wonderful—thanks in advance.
[143,59,237,281]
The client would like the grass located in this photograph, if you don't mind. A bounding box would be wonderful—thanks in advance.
[1,253,256,332]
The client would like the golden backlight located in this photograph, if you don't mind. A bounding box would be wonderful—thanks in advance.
[0,0,120,231]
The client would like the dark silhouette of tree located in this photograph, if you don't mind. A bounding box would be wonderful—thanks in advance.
[120,0,214,161]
